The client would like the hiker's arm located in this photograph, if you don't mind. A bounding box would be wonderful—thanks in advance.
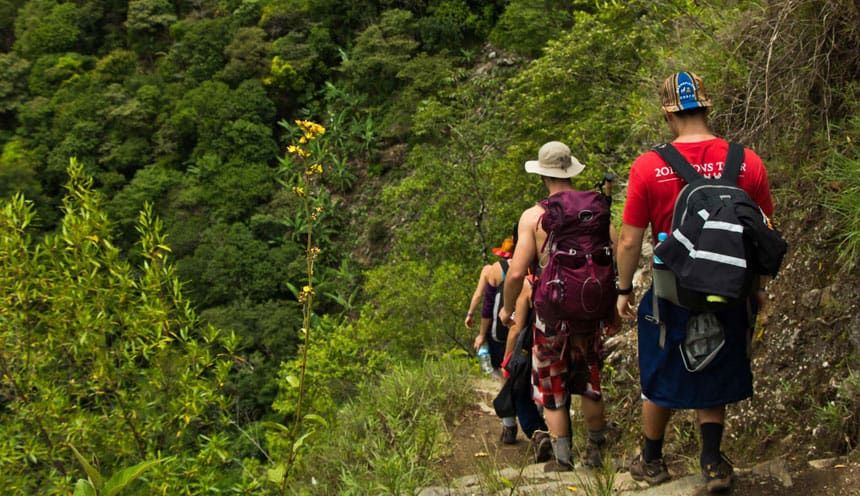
[474,317,491,352]
[501,210,536,323]
[504,285,531,358]
[609,223,619,249]
[465,265,490,329]
[616,222,646,320]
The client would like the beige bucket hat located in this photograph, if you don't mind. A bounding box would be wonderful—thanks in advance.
[524,141,585,179]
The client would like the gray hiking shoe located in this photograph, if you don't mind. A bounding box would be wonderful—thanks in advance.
[629,454,670,485]
[530,430,553,463]
[703,454,734,492]
[500,425,517,445]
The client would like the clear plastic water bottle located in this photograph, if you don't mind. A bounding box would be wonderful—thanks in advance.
[477,344,493,374]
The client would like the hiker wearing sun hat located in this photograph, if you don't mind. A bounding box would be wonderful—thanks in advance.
[499,141,619,472]
[615,71,775,493]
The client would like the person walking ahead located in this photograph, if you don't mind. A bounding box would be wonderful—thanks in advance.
[500,141,617,472]
[615,72,775,493]
[465,237,519,442]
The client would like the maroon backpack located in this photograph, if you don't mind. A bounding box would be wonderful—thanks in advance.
[532,190,615,330]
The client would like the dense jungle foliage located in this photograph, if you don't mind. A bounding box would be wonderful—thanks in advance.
[1,0,859,493]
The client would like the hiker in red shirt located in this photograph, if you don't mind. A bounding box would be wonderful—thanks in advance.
[500,141,618,472]
[615,72,774,492]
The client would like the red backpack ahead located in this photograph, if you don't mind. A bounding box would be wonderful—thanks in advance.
[532,190,616,331]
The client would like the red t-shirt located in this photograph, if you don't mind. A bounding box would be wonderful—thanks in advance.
[622,138,774,242]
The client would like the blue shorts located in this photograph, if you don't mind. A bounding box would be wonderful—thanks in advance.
[637,287,754,409]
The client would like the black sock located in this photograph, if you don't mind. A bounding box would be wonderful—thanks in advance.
[700,422,724,468]
[643,436,664,462]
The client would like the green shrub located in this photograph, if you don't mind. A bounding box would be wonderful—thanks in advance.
[823,111,860,268]
[0,159,247,494]
[293,354,473,493]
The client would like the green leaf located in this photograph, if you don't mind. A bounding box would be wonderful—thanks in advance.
[103,459,164,496]
[292,430,315,452]
[266,463,286,484]
[303,413,328,427]
[69,444,103,490]
[73,479,96,496]
[285,374,299,388]
[260,421,291,434]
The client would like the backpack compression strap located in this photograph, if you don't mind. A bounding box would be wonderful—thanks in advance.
[653,142,745,184]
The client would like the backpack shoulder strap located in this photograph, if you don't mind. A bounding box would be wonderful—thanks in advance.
[653,143,702,185]
[721,142,744,184]
[499,259,509,282]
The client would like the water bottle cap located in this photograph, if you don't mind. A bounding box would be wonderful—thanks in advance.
[658,232,668,242]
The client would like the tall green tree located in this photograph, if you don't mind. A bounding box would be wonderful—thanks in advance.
[13,0,86,57]
[125,0,177,55]
[0,52,30,119]
[340,9,420,101]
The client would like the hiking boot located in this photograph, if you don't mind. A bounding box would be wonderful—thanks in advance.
[703,454,734,492]
[500,425,517,445]
[543,458,574,472]
[629,454,670,485]
[530,430,553,463]
[582,423,620,468]
[582,437,607,468]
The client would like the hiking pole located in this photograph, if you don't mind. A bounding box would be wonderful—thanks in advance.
[596,172,614,203]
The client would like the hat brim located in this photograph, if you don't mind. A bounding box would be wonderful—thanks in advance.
[492,248,513,258]
[524,157,585,178]
[661,100,712,113]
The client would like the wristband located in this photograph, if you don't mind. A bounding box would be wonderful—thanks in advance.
[616,286,633,295]
[466,311,474,317]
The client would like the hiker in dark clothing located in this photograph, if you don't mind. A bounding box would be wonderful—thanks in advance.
[499,253,552,462]
[500,141,619,472]
[615,72,775,493]
[467,235,548,446]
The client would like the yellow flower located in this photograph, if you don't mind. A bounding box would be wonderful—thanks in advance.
[295,119,326,139]
[287,144,310,158]
[292,186,305,197]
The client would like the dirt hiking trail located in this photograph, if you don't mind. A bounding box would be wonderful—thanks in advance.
[420,377,860,495]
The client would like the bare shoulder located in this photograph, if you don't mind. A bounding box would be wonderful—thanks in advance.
[519,204,545,228]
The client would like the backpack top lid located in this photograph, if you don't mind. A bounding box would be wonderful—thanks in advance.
[539,190,610,244]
